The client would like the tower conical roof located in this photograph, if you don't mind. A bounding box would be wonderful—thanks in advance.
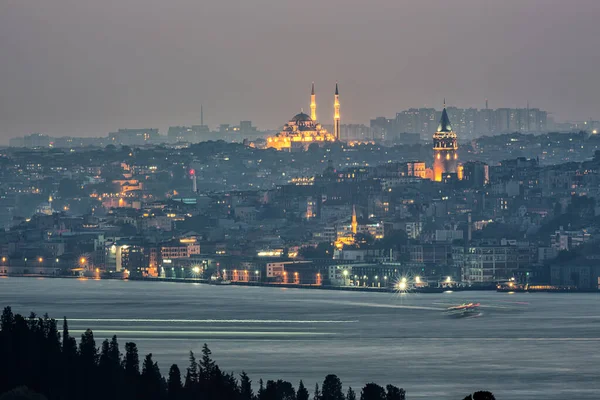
[335,83,339,95]
[437,107,452,132]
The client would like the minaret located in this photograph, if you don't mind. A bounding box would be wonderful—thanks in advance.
[334,83,340,141]
[310,82,317,121]
[351,205,358,234]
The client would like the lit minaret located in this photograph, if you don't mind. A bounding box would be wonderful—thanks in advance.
[334,83,340,141]
[351,205,358,234]
[190,168,197,193]
[310,82,317,121]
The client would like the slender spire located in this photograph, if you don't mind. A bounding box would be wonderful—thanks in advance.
[310,82,317,121]
[201,104,204,126]
[334,82,340,140]
[437,100,452,133]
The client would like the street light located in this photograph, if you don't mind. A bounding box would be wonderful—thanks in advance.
[38,257,43,263]
[415,276,421,284]
[446,276,452,283]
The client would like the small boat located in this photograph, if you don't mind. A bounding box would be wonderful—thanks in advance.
[446,302,481,318]
[210,275,231,285]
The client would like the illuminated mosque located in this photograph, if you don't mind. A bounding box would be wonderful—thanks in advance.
[267,83,340,151]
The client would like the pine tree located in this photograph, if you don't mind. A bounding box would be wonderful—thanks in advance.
[257,379,265,400]
[123,342,140,376]
[167,364,182,400]
[61,317,77,357]
[322,375,344,400]
[297,380,309,400]
[122,341,140,400]
[240,371,254,400]
[78,329,98,367]
[346,387,356,400]
[200,343,215,378]
[184,351,199,388]
[0,306,14,332]
[108,335,121,366]
[141,353,163,400]
[314,383,321,400]
[99,339,111,369]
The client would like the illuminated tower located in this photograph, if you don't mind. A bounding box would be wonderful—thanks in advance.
[334,83,340,141]
[351,205,358,234]
[190,168,197,193]
[433,100,458,182]
[310,82,317,121]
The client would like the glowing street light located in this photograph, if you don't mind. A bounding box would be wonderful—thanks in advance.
[446,276,452,283]
[79,257,86,265]
[415,276,421,284]
[192,266,201,274]
[398,281,407,291]
[38,257,43,263]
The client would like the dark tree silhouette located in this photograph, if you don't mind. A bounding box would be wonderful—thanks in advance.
[0,386,47,400]
[385,385,405,400]
[141,353,164,400]
[360,383,386,400]
[0,308,494,400]
[240,372,253,400]
[167,365,182,400]
[313,383,321,400]
[321,375,344,400]
[346,387,356,400]
[185,351,199,388]
[473,391,495,400]
[296,380,309,400]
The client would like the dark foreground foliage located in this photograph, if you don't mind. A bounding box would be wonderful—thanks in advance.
[0,307,493,400]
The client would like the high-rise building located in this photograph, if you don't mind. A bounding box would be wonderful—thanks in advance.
[108,129,159,146]
[462,161,489,187]
[433,102,459,182]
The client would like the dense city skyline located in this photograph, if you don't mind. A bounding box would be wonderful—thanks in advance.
[1,0,600,142]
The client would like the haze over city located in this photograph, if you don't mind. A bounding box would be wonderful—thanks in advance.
[1,0,600,142]
[3,1,600,399]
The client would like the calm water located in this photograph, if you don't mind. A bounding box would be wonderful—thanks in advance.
[1,277,599,399]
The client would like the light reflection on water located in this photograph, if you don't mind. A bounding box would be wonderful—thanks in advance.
[1,278,600,399]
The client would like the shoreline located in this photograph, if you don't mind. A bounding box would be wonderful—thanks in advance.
[4,273,599,293]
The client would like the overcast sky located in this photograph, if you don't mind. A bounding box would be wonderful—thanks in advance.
[1,0,599,141]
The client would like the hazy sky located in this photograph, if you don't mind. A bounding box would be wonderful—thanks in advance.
[1,0,600,141]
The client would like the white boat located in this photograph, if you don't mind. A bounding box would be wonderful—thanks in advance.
[446,303,481,318]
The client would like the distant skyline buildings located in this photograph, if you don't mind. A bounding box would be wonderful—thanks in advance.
[376,104,550,141]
